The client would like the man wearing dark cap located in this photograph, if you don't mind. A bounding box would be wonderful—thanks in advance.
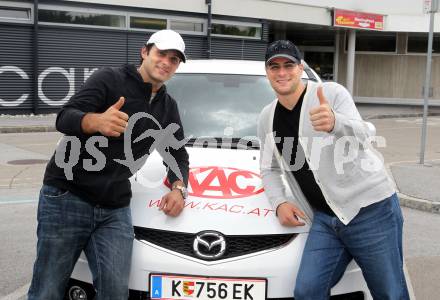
[28,29,189,300]
[258,40,409,299]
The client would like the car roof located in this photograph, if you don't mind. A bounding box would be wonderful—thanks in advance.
[176,59,314,79]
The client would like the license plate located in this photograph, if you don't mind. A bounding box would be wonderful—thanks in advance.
[149,273,267,300]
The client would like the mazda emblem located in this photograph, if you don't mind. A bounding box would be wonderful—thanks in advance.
[193,231,226,260]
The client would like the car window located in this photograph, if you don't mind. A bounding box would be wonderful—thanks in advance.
[166,74,275,139]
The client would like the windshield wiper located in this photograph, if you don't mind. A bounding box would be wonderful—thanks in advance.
[185,137,260,150]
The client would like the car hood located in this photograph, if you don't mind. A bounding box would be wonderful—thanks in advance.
[130,147,310,235]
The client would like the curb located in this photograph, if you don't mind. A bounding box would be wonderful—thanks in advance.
[364,112,440,120]
[0,126,56,134]
[398,192,440,214]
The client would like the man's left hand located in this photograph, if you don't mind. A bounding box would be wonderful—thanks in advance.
[160,190,185,217]
[309,86,335,132]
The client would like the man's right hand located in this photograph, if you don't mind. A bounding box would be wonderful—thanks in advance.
[82,97,129,137]
[276,202,306,227]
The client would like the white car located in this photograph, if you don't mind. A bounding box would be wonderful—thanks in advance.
[66,60,372,300]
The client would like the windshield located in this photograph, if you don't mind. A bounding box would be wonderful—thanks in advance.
[166,73,275,139]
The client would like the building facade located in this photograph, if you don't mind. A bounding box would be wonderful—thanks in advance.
[0,0,439,113]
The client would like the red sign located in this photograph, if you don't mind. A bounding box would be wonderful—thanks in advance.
[333,9,384,31]
[164,166,264,199]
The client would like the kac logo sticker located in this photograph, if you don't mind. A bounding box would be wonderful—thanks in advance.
[164,166,264,199]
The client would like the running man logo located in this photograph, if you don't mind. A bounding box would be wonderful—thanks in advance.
[183,281,195,296]
[164,166,264,199]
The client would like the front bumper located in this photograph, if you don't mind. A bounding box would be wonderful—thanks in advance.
[70,232,372,299]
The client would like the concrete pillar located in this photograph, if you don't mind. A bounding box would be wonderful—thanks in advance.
[346,29,356,94]
[333,31,340,82]
[274,22,287,40]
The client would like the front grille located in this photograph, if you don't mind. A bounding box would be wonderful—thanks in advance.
[134,226,296,261]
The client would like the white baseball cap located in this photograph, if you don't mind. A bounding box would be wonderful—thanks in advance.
[146,29,186,62]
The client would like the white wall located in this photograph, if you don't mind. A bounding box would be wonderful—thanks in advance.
[63,0,440,32]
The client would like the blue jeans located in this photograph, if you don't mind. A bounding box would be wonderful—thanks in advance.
[28,185,134,300]
[294,193,409,300]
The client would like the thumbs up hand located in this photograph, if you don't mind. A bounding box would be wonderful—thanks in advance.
[96,96,129,137]
[111,96,125,111]
[309,86,335,132]
[82,96,129,137]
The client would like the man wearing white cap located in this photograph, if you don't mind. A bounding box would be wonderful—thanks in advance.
[28,29,189,299]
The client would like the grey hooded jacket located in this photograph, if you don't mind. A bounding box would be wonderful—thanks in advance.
[257,80,395,225]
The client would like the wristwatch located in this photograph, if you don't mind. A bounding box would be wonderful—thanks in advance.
[172,184,188,199]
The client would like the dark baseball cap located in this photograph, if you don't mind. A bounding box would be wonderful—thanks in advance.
[265,40,302,65]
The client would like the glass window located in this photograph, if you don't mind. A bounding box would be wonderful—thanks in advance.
[346,32,396,52]
[288,31,334,47]
[304,52,334,81]
[38,9,125,28]
[212,23,261,38]
[0,7,31,20]
[170,20,203,32]
[130,16,166,30]
[167,74,274,138]
[407,33,440,53]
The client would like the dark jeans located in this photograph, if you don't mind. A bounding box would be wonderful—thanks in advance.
[28,185,134,300]
[294,193,409,300]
